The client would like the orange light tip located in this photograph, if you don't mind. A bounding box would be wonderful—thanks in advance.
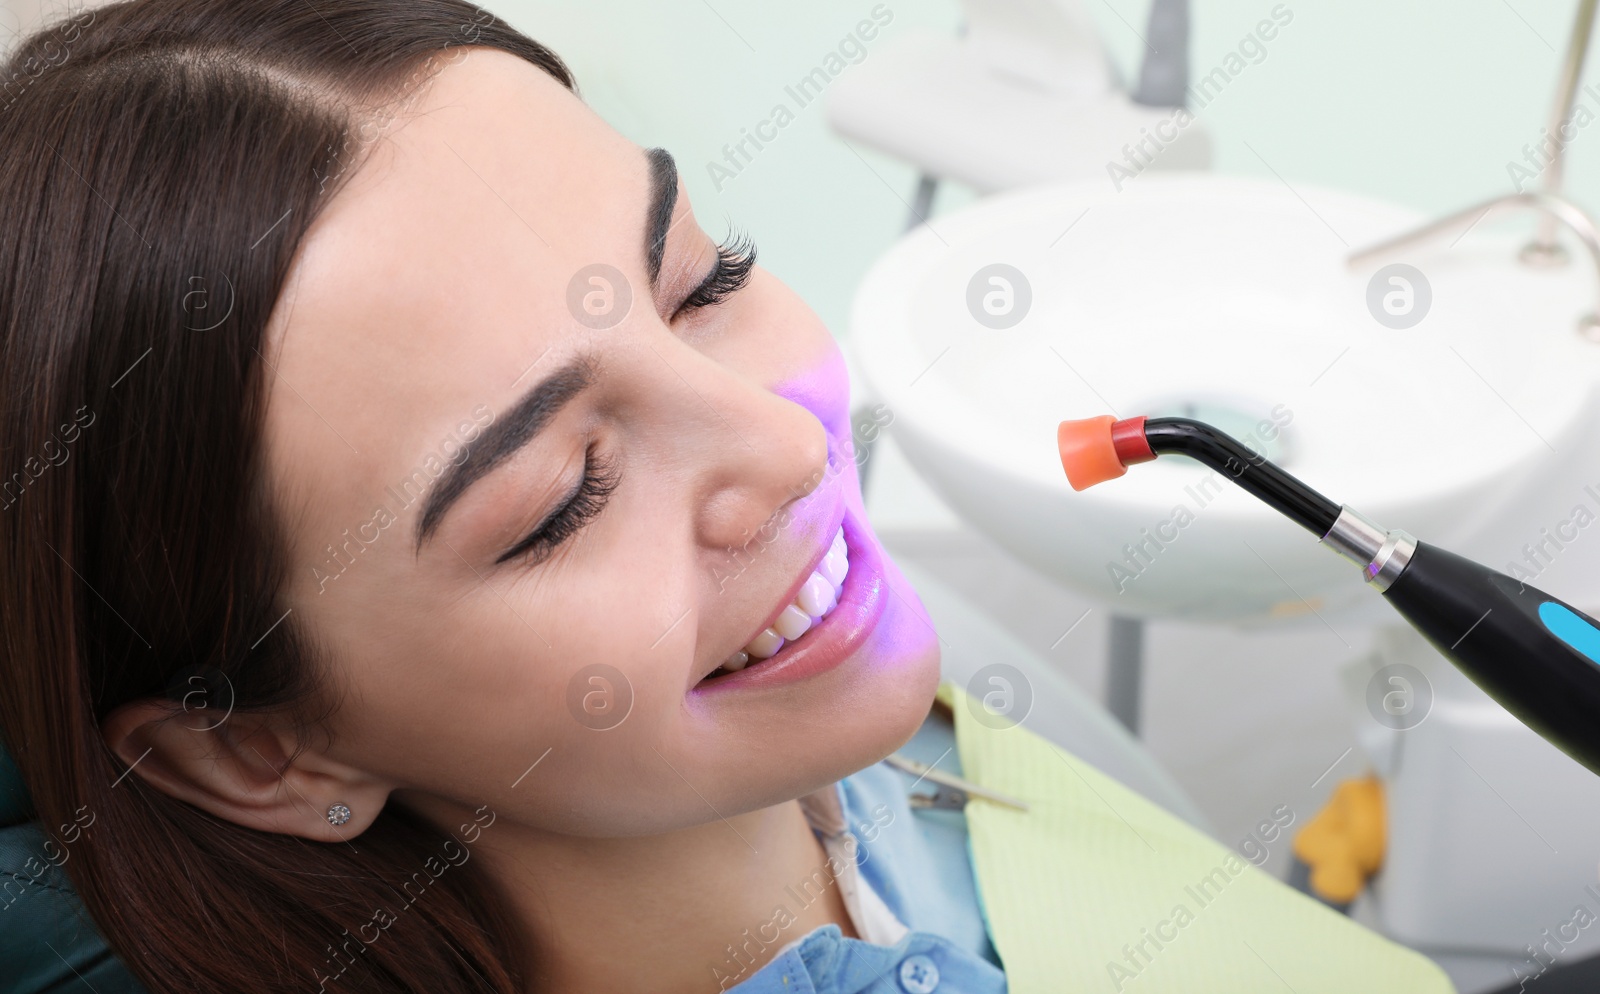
[1057,415,1126,491]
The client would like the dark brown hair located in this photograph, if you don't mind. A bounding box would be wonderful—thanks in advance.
[0,2,576,991]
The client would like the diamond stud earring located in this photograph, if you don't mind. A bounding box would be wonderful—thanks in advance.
[326,803,352,827]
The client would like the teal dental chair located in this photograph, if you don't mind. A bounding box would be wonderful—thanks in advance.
[0,738,150,992]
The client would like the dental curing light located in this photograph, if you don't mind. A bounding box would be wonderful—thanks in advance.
[1058,413,1600,778]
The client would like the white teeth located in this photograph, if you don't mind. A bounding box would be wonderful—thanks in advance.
[819,546,848,588]
[773,603,814,640]
[745,628,785,660]
[796,573,838,619]
[712,526,851,678]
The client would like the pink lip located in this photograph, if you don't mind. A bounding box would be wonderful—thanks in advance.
[689,504,887,696]
[736,485,848,660]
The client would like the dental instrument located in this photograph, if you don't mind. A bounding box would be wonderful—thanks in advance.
[1057,413,1600,779]
[883,752,1032,812]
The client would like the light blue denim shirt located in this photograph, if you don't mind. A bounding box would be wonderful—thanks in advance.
[723,709,1008,994]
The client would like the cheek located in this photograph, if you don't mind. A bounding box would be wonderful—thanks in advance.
[289,408,763,829]
[559,561,698,721]
[313,540,684,771]
[320,575,706,835]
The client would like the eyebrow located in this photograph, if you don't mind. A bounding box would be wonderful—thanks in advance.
[644,146,678,295]
[413,147,676,555]
[414,354,596,554]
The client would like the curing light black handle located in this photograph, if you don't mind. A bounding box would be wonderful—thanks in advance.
[1385,542,1600,775]
[1056,413,1600,777]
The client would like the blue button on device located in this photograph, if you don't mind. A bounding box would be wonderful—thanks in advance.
[1539,601,1600,665]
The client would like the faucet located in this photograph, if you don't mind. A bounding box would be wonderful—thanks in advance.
[1348,0,1600,338]
[1348,192,1600,339]
[1526,0,1599,263]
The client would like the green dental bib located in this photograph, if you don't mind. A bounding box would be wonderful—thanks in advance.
[935,680,1457,993]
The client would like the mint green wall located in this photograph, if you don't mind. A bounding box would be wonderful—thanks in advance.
[491,1,1594,340]
[1161,1,1585,214]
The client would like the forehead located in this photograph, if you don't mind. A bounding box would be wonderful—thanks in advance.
[260,48,639,541]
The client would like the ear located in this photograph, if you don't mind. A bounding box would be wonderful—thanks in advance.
[101,696,392,842]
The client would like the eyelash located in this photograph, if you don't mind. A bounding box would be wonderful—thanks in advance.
[675,228,757,316]
[496,442,621,567]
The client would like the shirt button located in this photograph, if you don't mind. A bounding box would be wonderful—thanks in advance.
[898,953,940,993]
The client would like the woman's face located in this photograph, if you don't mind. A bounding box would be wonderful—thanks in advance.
[260,47,941,838]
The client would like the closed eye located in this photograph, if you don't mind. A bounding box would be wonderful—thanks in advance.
[496,442,620,567]
[673,228,756,318]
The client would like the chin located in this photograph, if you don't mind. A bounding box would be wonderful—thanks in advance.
[725,642,942,820]
[818,622,944,789]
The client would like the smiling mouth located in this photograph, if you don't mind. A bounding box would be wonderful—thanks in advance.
[699,525,850,682]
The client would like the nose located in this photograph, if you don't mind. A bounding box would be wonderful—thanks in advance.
[657,344,830,554]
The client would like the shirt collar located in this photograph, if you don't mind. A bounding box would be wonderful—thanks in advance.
[793,775,910,948]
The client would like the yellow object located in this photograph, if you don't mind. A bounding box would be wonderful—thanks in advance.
[1292,775,1387,905]
[936,681,1452,993]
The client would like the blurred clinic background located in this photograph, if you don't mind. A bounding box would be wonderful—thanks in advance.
[10,1,1600,991]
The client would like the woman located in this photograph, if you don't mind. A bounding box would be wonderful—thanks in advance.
[0,1,958,991]
[0,3,1475,993]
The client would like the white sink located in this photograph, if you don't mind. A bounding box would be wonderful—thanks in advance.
[850,173,1600,624]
